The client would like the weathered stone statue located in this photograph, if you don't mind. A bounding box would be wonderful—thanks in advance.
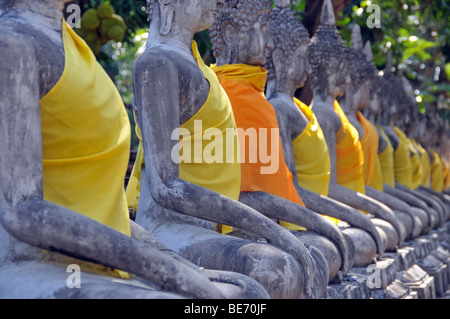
[339,25,429,241]
[375,55,446,232]
[0,0,266,299]
[128,0,328,299]
[263,1,385,270]
[307,0,405,254]
[207,0,357,297]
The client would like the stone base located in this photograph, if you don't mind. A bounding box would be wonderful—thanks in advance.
[322,221,450,299]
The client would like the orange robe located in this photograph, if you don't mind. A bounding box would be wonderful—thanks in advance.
[213,64,306,231]
[357,112,384,191]
[334,102,366,194]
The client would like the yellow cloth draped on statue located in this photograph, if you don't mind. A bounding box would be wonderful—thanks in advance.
[292,98,337,225]
[213,63,307,231]
[407,138,424,190]
[412,142,431,188]
[392,126,414,189]
[430,148,445,192]
[41,20,131,236]
[126,42,241,234]
[292,98,331,196]
[357,112,384,191]
[40,21,132,279]
[376,126,396,187]
[334,102,366,194]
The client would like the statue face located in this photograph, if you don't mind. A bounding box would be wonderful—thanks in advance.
[236,12,272,66]
[286,43,311,89]
[353,79,372,110]
[175,0,219,33]
[328,59,351,97]
[369,90,380,115]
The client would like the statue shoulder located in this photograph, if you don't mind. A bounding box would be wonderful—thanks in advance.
[311,104,342,133]
[134,46,202,81]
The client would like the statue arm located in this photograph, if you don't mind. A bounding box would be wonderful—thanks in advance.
[327,183,404,243]
[0,40,224,299]
[133,55,318,295]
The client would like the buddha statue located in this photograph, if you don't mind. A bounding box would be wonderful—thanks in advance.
[263,1,385,269]
[376,56,446,231]
[306,0,405,252]
[0,0,266,299]
[339,25,427,241]
[128,0,326,299]
[364,45,429,238]
[207,0,358,296]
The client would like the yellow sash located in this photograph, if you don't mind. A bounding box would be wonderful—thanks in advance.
[376,126,396,187]
[292,99,338,225]
[419,145,431,188]
[393,127,414,189]
[334,102,366,194]
[40,21,131,237]
[292,98,331,196]
[40,21,131,279]
[430,148,445,192]
[357,112,384,191]
[407,138,423,190]
[445,160,450,190]
[126,42,241,234]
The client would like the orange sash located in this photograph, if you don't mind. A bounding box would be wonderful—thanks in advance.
[213,64,305,231]
[334,102,366,194]
[357,112,384,191]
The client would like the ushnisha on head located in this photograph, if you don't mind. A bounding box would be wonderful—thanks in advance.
[265,2,311,88]
[346,26,376,95]
[308,0,351,100]
[209,0,272,66]
[378,52,413,126]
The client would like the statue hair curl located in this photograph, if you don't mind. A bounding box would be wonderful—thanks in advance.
[347,49,376,93]
[308,25,350,100]
[265,6,310,82]
[209,0,271,60]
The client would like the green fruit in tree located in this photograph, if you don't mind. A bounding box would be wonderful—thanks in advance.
[84,30,99,43]
[111,13,126,30]
[107,25,125,42]
[99,18,116,38]
[98,3,115,19]
[81,9,100,30]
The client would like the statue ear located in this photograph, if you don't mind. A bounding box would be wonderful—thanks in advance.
[158,0,174,35]
[271,48,284,80]
[221,22,238,47]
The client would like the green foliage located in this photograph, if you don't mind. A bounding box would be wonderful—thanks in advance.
[333,0,449,121]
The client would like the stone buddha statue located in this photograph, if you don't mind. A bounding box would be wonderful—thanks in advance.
[376,56,446,231]
[128,0,329,299]
[339,25,430,242]
[306,0,405,252]
[263,1,386,269]
[207,0,359,297]
[0,0,262,299]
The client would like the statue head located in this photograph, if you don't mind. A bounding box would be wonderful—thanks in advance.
[266,1,311,93]
[0,0,71,10]
[344,25,376,111]
[147,0,219,36]
[209,0,272,66]
[377,53,405,125]
[308,0,351,101]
